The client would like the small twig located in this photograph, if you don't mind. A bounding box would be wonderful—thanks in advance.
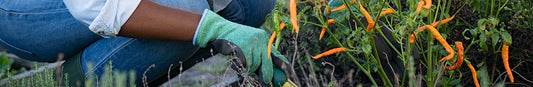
[321,62,336,83]
[55,53,64,87]
[493,59,530,86]
[178,61,184,87]
[383,52,400,87]
[143,64,156,87]
[167,64,173,87]
[505,82,532,87]
[511,70,533,84]
[456,16,475,28]
[299,48,310,86]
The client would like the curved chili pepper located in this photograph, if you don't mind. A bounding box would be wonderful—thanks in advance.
[268,23,286,58]
[379,8,395,16]
[320,19,336,40]
[290,0,299,33]
[312,47,346,59]
[422,25,455,62]
[468,64,480,87]
[446,42,464,70]
[502,43,514,83]
[359,0,375,32]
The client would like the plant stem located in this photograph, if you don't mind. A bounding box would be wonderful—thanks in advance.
[341,0,366,30]
[371,38,393,87]
[326,26,378,86]
[376,25,402,57]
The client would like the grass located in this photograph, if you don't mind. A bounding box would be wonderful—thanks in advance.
[3,62,136,87]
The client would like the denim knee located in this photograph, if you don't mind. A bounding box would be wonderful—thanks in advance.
[217,0,276,27]
[151,0,210,14]
[0,0,100,62]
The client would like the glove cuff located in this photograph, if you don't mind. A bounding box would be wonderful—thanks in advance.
[192,9,210,46]
[193,9,235,47]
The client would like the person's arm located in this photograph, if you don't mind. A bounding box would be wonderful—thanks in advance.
[119,0,201,41]
[63,0,200,41]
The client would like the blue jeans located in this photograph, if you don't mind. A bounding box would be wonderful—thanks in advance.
[0,0,275,85]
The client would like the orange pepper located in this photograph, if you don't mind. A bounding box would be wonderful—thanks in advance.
[431,15,455,27]
[320,19,336,40]
[502,43,514,83]
[422,25,455,62]
[422,0,431,9]
[331,0,357,12]
[446,42,464,70]
[359,1,375,32]
[379,8,395,16]
[312,47,346,59]
[416,0,425,12]
[290,0,299,33]
[409,34,416,43]
[331,5,346,12]
[409,15,455,43]
[467,64,480,87]
[267,23,286,58]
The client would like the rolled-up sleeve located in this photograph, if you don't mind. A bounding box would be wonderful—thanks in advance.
[63,0,141,38]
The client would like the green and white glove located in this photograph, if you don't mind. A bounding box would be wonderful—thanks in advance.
[194,9,289,84]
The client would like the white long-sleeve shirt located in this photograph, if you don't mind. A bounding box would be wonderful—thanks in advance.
[63,0,231,38]
[63,0,141,38]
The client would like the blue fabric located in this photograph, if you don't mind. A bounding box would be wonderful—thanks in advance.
[0,0,275,85]
[0,0,102,62]
[217,0,276,28]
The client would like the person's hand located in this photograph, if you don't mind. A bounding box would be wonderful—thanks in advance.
[210,40,293,87]
[194,9,285,84]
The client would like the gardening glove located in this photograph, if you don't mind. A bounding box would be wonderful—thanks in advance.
[195,9,286,84]
[209,39,292,86]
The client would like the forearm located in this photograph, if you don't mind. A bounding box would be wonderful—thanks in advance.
[119,0,201,41]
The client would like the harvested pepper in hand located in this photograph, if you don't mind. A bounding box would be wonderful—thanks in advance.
[467,63,480,87]
[416,0,425,12]
[290,0,299,33]
[422,0,431,9]
[268,23,286,58]
[359,1,375,32]
[312,47,346,59]
[502,43,514,83]
[446,42,464,70]
[379,8,395,16]
[320,19,336,40]
[423,25,455,62]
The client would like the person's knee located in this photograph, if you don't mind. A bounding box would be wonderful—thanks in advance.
[152,0,210,14]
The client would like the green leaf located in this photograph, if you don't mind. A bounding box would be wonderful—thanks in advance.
[449,79,461,85]
[478,66,490,87]
[477,19,487,30]
[479,34,488,51]
[500,31,512,45]
[362,44,372,55]
[470,28,479,38]
[0,53,13,74]
[490,30,500,47]
[488,17,499,25]
[421,9,429,17]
